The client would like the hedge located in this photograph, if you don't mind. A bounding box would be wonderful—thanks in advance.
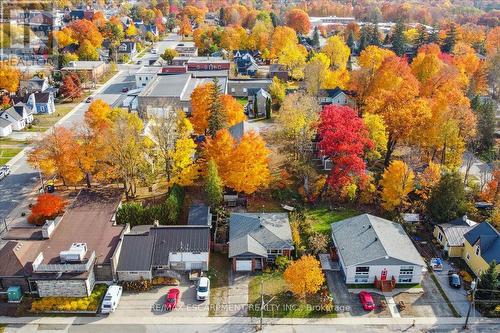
[31,284,107,313]
[116,185,185,226]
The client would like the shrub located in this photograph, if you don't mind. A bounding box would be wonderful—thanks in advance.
[30,284,107,312]
[275,256,291,271]
[122,278,152,292]
[28,194,66,225]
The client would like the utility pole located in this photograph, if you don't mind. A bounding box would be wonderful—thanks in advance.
[464,279,477,329]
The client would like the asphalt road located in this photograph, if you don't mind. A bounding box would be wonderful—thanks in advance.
[0,66,139,228]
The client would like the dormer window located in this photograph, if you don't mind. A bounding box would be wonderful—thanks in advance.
[475,245,480,256]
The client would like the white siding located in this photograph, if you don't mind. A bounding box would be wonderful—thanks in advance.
[169,252,209,271]
[345,264,423,284]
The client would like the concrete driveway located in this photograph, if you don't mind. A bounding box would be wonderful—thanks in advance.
[111,281,209,318]
[324,271,391,318]
[433,261,480,317]
[210,271,251,317]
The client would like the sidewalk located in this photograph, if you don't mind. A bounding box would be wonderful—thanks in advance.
[0,315,498,326]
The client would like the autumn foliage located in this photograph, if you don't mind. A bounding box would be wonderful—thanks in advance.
[285,8,311,34]
[0,62,21,93]
[318,105,373,192]
[379,160,415,212]
[28,194,67,225]
[284,255,325,299]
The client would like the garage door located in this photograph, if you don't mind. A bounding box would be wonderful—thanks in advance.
[235,260,252,271]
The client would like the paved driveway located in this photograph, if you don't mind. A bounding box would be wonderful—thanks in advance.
[325,271,390,318]
[434,261,480,317]
[111,281,209,318]
[210,271,251,317]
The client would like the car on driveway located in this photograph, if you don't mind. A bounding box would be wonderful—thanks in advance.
[1,165,10,179]
[196,277,210,301]
[359,291,375,311]
[448,271,461,289]
[165,288,180,311]
[121,87,129,93]
[85,96,93,103]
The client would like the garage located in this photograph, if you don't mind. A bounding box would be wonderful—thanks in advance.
[235,259,252,271]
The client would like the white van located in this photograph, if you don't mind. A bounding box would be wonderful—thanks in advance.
[101,285,122,314]
[151,48,158,54]
[196,277,210,301]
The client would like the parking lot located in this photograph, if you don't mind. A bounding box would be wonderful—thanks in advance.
[111,281,210,318]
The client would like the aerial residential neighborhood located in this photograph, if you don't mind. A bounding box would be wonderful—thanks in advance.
[0,1,499,333]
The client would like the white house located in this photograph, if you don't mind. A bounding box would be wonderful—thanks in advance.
[116,225,210,281]
[331,214,426,288]
[135,66,160,88]
[0,103,34,131]
[318,87,353,106]
[0,118,13,137]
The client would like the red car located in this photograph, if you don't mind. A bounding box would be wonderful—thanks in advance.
[359,291,375,311]
[165,288,180,311]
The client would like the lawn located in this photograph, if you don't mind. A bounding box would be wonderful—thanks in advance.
[208,251,229,316]
[26,102,78,132]
[0,147,23,166]
[236,97,248,107]
[248,272,336,318]
[305,207,360,234]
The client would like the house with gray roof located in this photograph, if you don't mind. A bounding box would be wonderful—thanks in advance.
[0,102,33,131]
[462,222,500,276]
[0,118,13,137]
[188,204,212,227]
[229,213,294,272]
[433,216,477,258]
[116,225,210,281]
[331,214,425,285]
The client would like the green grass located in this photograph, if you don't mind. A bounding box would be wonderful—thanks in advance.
[135,46,151,59]
[0,147,22,166]
[236,97,248,107]
[26,102,77,132]
[0,138,28,145]
[305,207,360,234]
[248,272,336,318]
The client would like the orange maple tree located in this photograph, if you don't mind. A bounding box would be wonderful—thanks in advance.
[28,194,67,225]
[191,83,246,134]
[0,62,21,93]
[284,255,325,299]
[285,8,311,34]
[84,99,113,132]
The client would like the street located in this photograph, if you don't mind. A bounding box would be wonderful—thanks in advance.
[0,65,140,234]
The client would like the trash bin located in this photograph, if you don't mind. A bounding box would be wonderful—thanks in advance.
[7,286,23,303]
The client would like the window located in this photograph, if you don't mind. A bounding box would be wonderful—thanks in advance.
[267,249,282,255]
[231,88,235,93]
[466,252,470,261]
[475,246,480,256]
[399,266,413,275]
[398,277,412,283]
[354,266,369,283]
[139,77,142,81]
[438,232,443,242]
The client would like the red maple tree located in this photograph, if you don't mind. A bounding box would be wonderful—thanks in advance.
[28,194,67,225]
[59,74,82,101]
[318,105,373,191]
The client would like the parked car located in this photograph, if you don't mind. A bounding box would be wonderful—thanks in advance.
[121,87,129,93]
[165,288,180,311]
[85,96,93,103]
[136,60,141,65]
[101,285,123,314]
[196,276,210,301]
[430,258,443,271]
[1,165,10,176]
[151,48,158,54]
[359,291,375,311]
[448,271,461,289]
[0,170,5,180]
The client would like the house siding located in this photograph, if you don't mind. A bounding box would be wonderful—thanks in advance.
[345,264,423,284]
[35,272,94,298]
[462,240,500,276]
[168,252,209,271]
[433,226,463,258]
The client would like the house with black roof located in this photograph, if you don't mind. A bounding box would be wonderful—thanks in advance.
[116,225,210,281]
[317,87,354,106]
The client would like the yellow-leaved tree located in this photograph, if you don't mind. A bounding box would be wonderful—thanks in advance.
[284,255,325,299]
[379,160,415,212]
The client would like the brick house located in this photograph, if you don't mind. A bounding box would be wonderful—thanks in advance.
[229,213,294,272]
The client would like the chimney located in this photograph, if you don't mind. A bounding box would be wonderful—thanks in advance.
[463,215,468,222]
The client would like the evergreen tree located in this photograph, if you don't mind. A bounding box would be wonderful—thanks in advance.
[270,12,278,28]
[370,24,381,46]
[219,8,225,26]
[442,24,457,53]
[312,27,320,48]
[476,261,499,314]
[427,172,468,223]
[253,97,258,118]
[207,78,227,137]
[359,25,370,52]
[414,25,428,51]
[265,97,272,119]
[473,98,496,156]
[347,31,355,53]
[205,159,223,207]
[391,20,406,56]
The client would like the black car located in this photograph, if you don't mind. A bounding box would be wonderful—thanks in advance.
[448,272,461,288]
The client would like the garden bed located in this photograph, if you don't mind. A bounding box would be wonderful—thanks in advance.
[30,284,107,314]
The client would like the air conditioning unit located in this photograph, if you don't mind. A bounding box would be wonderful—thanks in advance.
[59,243,87,263]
